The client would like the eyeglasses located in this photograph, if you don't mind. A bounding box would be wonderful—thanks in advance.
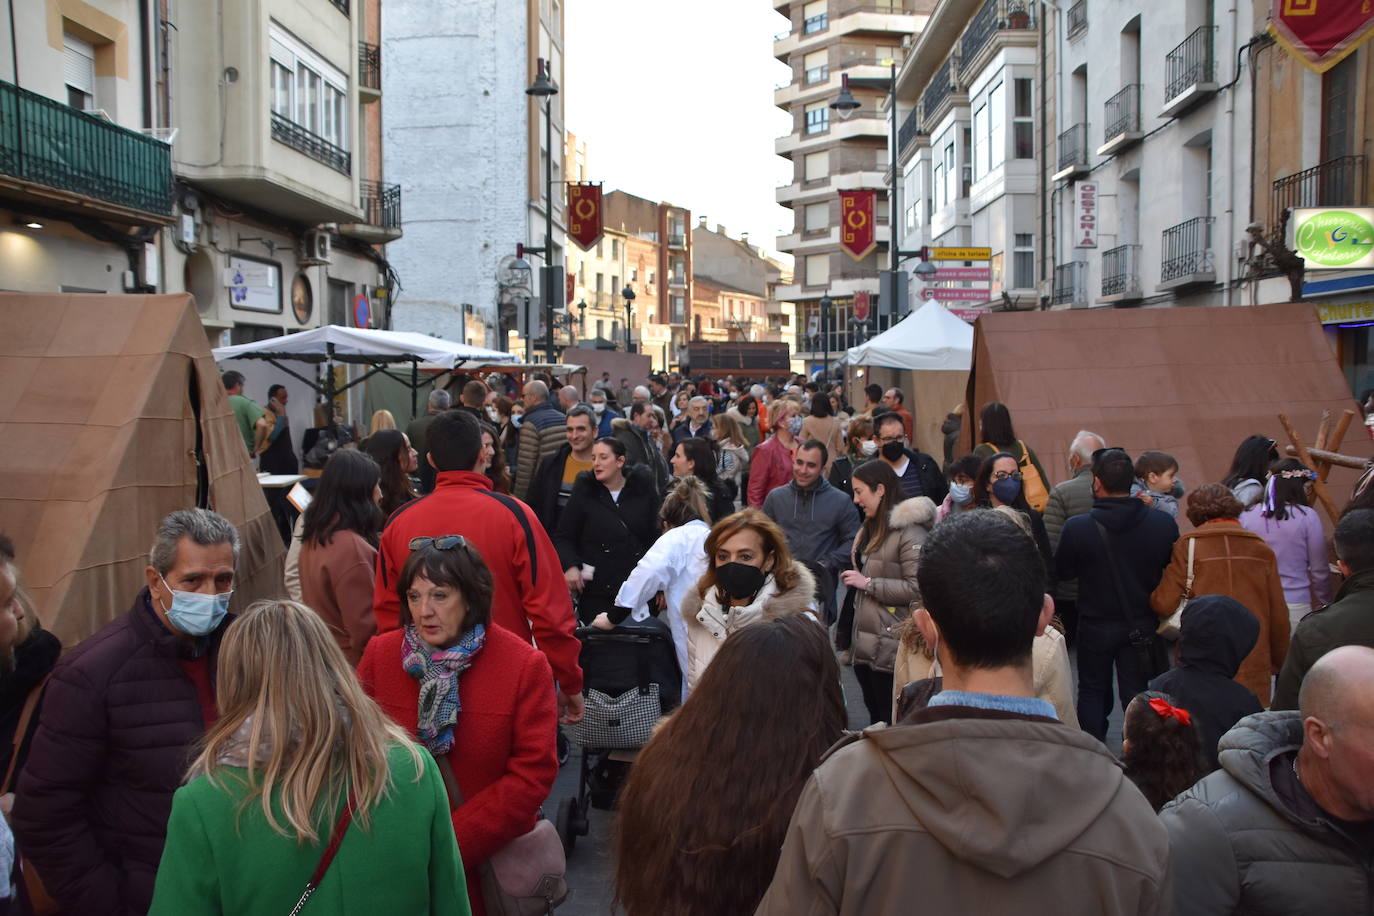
[876,434,905,444]
[992,470,1024,481]
[408,535,468,551]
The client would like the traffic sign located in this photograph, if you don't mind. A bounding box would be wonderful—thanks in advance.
[353,293,370,328]
[931,247,991,261]
[932,267,991,281]
[921,287,992,302]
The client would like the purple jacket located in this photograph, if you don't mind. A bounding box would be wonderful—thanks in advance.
[1239,504,1334,607]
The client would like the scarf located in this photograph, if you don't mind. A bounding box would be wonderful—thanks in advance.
[401,624,486,756]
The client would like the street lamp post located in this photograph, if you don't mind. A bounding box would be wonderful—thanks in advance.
[622,284,636,353]
[577,299,587,340]
[525,58,558,363]
[819,294,832,382]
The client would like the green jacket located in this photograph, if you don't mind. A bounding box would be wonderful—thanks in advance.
[1272,567,1374,709]
[149,743,470,915]
[229,393,264,455]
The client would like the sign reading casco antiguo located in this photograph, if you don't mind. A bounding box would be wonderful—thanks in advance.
[1292,208,1374,270]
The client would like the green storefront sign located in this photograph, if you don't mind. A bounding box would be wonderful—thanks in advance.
[1293,208,1374,270]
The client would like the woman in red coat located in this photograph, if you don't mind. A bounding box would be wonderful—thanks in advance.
[358,535,558,916]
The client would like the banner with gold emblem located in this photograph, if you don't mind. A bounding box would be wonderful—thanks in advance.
[1270,0,1374,72]
[567,183,604,250]
[839,190,878,261]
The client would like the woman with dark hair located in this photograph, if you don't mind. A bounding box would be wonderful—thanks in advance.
[800,392,844,473]
[554,437,661,624]
[1221,434,1279,509]
[362,428,420,517]
[359,537,558,916]
[1151,484,1290,704]
[681,509,817,692]
[936,454,983,521]
[839,461,934,724]
[1240,459,1333,633]
[827,416,874,498]
[475,422,512,494]
[972,452,1053,569]
[972,402,1050,511]
[1121,691,1206,812]
[670,436,734,522]
[727,394,762,451]
[298,449,385,665]
[613,615,845,916]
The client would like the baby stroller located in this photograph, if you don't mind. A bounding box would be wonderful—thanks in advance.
[556,616,680,853]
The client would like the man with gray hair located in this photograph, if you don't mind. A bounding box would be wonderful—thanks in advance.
[406,387,453,494]
[631,385,651,406]
[515,379,567,500]
[14,508,238,915]
[671,395,713,445]
[1041,429,1105,646]
[558,384,581,413]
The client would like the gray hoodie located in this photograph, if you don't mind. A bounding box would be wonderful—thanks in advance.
[761,476,860,574]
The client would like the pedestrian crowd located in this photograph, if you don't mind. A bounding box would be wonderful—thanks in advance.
[0,365,1369,915]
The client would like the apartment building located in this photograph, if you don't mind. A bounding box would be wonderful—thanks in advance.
[566,228,644,351]
[771,0,929,370]
[692,221,791,343]
[384,0,565,348]
[603,190,692,371]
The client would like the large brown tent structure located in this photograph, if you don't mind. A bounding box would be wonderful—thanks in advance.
[962,304,1372,522]
[0,293,285,646]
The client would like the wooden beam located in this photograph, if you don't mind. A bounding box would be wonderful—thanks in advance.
[1278,413,1342,525]
[1284,444,1370,470]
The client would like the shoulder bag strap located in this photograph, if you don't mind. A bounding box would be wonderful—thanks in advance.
[1093,519,1135,617]
[288,790,357,916]
[434,752,465,809]
[1182,537,1196,598]
[2,672,51,795]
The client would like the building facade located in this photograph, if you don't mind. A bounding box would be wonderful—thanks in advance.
[692,221,790,344]
[603,190,691,371]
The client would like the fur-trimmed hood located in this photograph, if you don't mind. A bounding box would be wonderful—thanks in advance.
[680,561,817,630]
[610,416,634,432]
[890,496,937,531]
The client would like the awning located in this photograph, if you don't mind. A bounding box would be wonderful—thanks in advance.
[212,325,518,367]
[844,301,974,370]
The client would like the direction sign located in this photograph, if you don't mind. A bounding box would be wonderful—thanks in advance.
[931,246,991,261]
[932,267,991,281]
[921,287,992,302]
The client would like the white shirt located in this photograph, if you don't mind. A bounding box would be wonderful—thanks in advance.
[614,519,710,699]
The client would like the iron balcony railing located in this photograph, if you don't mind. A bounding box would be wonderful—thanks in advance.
[1057,123,1087,171]
[1104,84,1141,142]
[961,0,1035,65]
[1053,261,1088,306]
[1161,216,1215,283]
[360,180,400,228]
[1101,244,1141,297]
[898,105,923,153]
[271,112,350,174]
[667,233,686,248]
[0,79,172,217]
[1165,27,1215,106]
[1272,155,1367,219]
[668,274,687,287]
[669,302,688,323]
[359,42,381,91]
[328,0,348,13]
[803,12,829,33]
[1067,0,1087,37]
[922,56,958,119]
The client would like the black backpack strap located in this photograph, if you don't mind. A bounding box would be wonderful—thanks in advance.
[478,490,540,586]
[1093,519,1134,618]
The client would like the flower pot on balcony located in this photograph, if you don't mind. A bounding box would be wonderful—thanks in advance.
[1008,10,1030,28]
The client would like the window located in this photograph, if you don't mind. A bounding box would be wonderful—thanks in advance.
[933,159,946,208]
[63,34,95,109]
[1322,54,1356,159]
[271,61,292,116]
[611,275,619,294]
[648,270,656,285]
[611,239,620,258]
[972,103,987,181]
[1013,233,1034,289]
[630,268,637,282]
[943,141,956,206]
[1013,79,1034,159]
[803,0,828,34]
[804,151,829,181]
[595,272,604,292]
[987,82,1005,174]
[805,202,829,230]
[805,253,830,287]
[271,27,348,149]
[804,50,829,85]
[805,102,829,135]
[596,319,604,338]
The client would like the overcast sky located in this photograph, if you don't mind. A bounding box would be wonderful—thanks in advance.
[564,1,794,263]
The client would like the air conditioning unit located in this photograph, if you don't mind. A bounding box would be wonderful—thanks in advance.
[299,230,331,266]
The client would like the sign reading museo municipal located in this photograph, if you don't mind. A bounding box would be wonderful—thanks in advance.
[1291,208,1374,270]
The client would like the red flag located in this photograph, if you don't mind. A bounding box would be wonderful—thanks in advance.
[1270,0,1374,71]
[853,290,871,322]
[839,190,877,261]
[566,272,575,305]
[567,183,604,250]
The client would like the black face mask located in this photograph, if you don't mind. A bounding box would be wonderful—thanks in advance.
[881,440,906,462]
[716,561,767,601]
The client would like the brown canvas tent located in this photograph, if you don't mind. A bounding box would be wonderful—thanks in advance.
[0,293,285,646]
[962,304,1372,524]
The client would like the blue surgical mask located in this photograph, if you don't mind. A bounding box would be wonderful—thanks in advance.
[511,414,524,428]
[949,482,972,506]
[786,416,804,437]
[157,574,231,636]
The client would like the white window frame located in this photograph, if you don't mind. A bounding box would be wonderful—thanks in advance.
[1013,233,1035,289]
[270,24,349,151]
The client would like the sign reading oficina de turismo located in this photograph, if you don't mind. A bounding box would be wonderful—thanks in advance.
[1292,208,1374,270]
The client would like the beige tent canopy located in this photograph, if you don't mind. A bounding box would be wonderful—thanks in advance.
[0,293,285,646]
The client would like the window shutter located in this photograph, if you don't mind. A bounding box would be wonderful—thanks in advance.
[63,35,95,94]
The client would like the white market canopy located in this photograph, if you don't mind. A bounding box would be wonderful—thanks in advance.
[212,325,518,368]
[844,301,973,371]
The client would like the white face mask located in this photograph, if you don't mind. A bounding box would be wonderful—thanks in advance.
[592,402,606,416]
[485,406,499,421]
[859,439,879,458]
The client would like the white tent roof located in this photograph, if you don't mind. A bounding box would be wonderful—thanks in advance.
[212,325,518,368]
[844,302,973,370]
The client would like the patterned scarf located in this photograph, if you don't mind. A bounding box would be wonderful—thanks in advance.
[401,624,486,756]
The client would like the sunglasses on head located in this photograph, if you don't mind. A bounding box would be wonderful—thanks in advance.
[408,535,468,551]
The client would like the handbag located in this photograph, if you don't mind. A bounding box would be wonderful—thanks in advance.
[982,440,1049,511]
[287,791,356,916]
[1156,538,1196,640]
[2,674,58,916]
[569,683,660,750]
[434,756,567,915]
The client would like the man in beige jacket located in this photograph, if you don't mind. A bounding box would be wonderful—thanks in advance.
[757,510,1171,916]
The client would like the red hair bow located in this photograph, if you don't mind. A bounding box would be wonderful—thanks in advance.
[1148,697,1192,727]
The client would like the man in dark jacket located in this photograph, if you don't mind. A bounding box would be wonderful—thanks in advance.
[1055,448,1178,742]
[872,412,948,504]
[514,380,566,500]
[13,509,238,915]
[1161,646,1374,916]
[671,396,713,445]
[1273,507,1374,709]
[527,405,597,533]
[613,403,669,494]
[406,388,452,494]
[1149,594,1261,770]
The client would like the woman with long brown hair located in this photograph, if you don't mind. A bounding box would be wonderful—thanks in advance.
[362,428,420,517]
[612,615,845,916]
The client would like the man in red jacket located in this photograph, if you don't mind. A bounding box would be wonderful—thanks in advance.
[374,409,585,723]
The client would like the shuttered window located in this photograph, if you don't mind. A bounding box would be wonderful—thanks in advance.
[63,34,95,109]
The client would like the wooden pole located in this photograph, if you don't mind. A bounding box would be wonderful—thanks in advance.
[1278,413,1342,525]
[1314,409,1332,451]
[1326,409,1357,459]
[1284,444,1371,470]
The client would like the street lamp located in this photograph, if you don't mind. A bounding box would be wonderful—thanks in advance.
[577,298,587,338]
[621,284,636,353]
[525,57,558,363]
[819,294,832,382]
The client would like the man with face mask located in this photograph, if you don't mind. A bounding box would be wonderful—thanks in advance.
[872,412,948,505]
[14,509,238,915]
[589,388,621,437]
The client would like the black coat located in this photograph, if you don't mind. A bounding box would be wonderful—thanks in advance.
[1055,497,1180,626]
[0,625,60,781]
[528,442,575,533]
[554,465,661,604]
[1150,594,1263,771]
[13,591,229,915]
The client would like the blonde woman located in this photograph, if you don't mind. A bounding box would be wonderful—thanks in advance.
[369,409,398,434]
[149,601,468,915]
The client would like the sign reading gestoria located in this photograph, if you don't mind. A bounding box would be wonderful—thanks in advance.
[1292,208,1374,270]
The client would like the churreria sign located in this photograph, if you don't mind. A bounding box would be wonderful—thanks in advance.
[1292,208,1374,270]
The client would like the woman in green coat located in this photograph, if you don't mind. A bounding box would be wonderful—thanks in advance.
[149,600,470,916]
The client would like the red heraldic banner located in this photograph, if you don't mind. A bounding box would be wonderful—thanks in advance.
[839,190,878,261]
[1270,0,1374,72]
[567,183,604,250]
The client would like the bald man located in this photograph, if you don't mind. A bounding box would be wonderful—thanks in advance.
[1161,645,1374,915]
[558,385,580,413]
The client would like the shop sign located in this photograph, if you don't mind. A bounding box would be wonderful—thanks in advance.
[1315,300,1374,325]
[1074,183,1098,248]
[225,256,280,313]
[1292,208,1374,270]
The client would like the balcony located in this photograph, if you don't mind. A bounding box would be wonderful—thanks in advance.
[960,0,1036,73]
[1162,27,1218,118]
[1067,0,1087,38]
[339,181,402,243]
[328,0,348,12]
[668,274,687,288]
[1053,261,1088,307]
[271,112,350,175]
[0,79,173,223]
[1098,84,1143,156]
[1099,244,1142,302]
[667,233,686,248]
[359,42,381,102]
[1052,123,1089,181]
[1272,155,1367,221]
[897,105,924,158]
[921,57,959,126]
[1158,216,1215,290]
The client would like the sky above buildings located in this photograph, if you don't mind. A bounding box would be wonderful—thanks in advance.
[565,0,794,264]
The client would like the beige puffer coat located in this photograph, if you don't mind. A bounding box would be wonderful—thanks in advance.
[851,497,935,672]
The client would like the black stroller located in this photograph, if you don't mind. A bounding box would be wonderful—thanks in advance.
[555,616,680,853]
